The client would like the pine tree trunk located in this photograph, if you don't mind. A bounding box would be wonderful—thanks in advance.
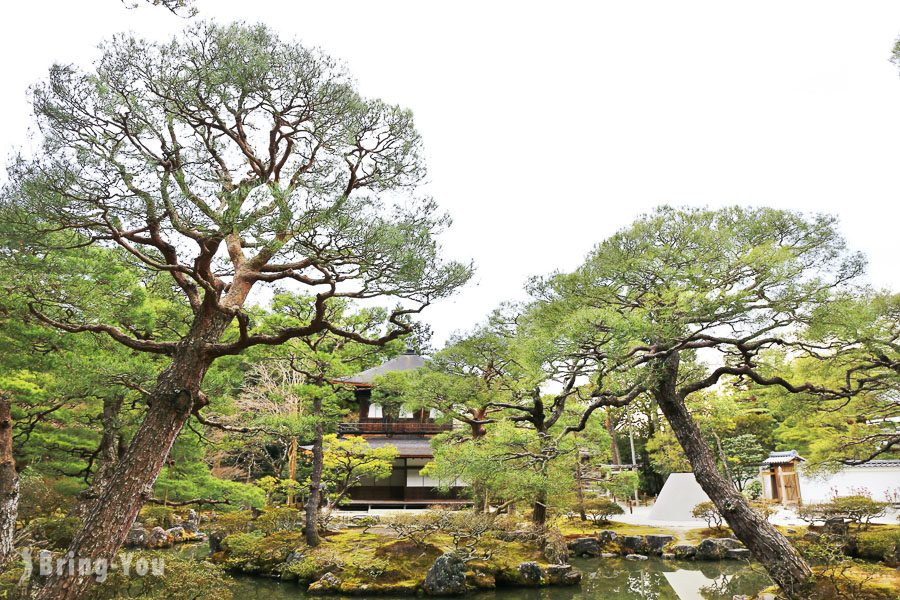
[74,394,125,517]
[0,393,18,564]
[653,353,813,599]
[286,436,298,507]
[34,308,231,600]
[531,489,547,525]
[304,395,324,547]
[575,460,587,521]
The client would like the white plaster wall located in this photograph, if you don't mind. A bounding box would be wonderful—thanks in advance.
[797,466,900,504]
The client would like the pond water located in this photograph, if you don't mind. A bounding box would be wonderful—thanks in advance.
[224,557,772,600]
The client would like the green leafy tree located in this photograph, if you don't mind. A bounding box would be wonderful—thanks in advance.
[1,22,469,600]
[527,206,889,597]
[320,435,397,513]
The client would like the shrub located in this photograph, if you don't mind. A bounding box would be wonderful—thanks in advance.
[855,528,900,565]
[830,496,889,530]
[749,499,775,520]
[17,470,70,522]
[220,531,265,556]
[211,510,255,535]
[799,495,889,531]
[383,512,442,547]
[583,496,624,525]
[255,507,304,534]
[692,501,724,530]
[93,554,233,600]
[27,516,82,550]
[744,479,763,500]
[139,505,176,529]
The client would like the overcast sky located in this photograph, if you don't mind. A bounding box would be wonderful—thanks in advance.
[3,1,900,345]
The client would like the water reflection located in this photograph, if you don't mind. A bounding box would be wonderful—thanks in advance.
[225,556,771,600]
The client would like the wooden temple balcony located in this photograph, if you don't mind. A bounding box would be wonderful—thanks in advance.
[337,421,452,435]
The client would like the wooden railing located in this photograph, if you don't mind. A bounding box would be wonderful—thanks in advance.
[337,422,451,434]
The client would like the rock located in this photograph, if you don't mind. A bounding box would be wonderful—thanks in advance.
[696,538,740,560]
[307,572,341,595]
[516,562,544,587]
[672,545,697,559]
[465,571,496,590]
[600,553,618,558]
[625,554,649,561]
[544,564,581,586]
[166,526,185,542]
[823,518,849,537]
[423,552,468,596]
[184,509,200,533]
[661,553,675,560]
[125,525,147,548]
[619,536,648,555]
[732,596,751,600]
[208,530,225,554]
[567,537,602,558]
[727,548,752,560]
[147,526,172,549]
[645,534,674,555]
[598,530,618,544]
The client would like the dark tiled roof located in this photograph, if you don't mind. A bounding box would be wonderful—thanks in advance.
[333,352,426,386]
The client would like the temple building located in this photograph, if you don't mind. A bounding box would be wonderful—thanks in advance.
[333,350,468,509]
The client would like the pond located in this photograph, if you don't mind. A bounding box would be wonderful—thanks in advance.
[224,557,772,600]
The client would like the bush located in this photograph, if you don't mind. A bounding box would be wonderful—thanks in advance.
[26,516,82,550]
[583,496,624,525]
[255,507,304,534]
[139,505,177,529]
[799,495,889,531]
[692,501,724,530]
[855,528,900,565]
[211,510,255,535]
[744,479,763,500]
[94,554,233,600]
[830,496,889,530]
[17,470,71,522]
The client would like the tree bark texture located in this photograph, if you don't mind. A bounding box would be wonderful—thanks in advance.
[35,308,234,600]
[74,395,126,517]
[653,353,813,599]
[304,395,324,547]
[0,393,18,564]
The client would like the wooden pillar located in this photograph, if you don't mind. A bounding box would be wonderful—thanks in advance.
[776,465,787,505]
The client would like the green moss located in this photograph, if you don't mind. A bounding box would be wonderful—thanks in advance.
[854,526,900,566]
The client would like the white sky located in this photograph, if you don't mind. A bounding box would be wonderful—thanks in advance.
[3,1,900,345]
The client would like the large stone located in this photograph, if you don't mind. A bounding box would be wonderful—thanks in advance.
[208,530,225,554]
[125,525,147,549]
[166,526,185,542]
[544,564,581,586]
[619,536,648,555]
[645,534,674,555]
[625,554,649,561]
[424,552,468,596]
[598,530,618,545]
[726,548,752,560]
[823,518,849,537]
[184,509,200,533]
[696,538,740,560]
[147,526,173,549]
[567,537,602,558]
[672,544,697,559]
[516,562,544,587]
[307,573,341,595]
